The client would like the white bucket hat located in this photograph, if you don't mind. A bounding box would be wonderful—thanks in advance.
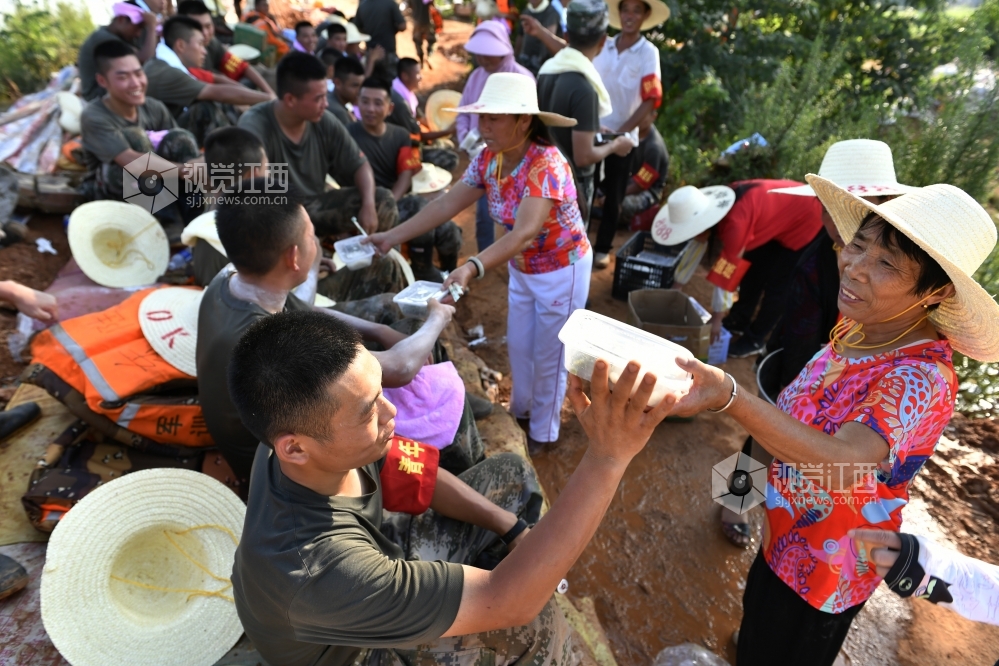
[68,201,170,288]
[139,286,204,377]
[773,139,918,197]
[425,89,462,131]
[180,210,225,256]
[412,163,453,194]
[228,43,261,61]
[807,174,999,362]
[607,0,670,31]
[332,17,370,44]
[41,468,246,666]
[651,185,737,246]
[447,72,577,127]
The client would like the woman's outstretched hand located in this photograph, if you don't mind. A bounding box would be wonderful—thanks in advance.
[362,232,394,256]
[567,360,677,465]
[440,262,476,304]
[671,356,733,418]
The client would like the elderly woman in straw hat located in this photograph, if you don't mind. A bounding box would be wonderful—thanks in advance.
[367,72,589,455]
[669,177,999,665]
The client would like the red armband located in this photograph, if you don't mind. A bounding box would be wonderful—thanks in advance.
[397,146,423,174]
[640,74,663,109]
[380,436,439,515]
[219,51,250,81]
[189,67,215,84]
[632,163,659,190]
[706,253,751,291]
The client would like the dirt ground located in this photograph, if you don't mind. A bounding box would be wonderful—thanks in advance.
[2,15,999,664]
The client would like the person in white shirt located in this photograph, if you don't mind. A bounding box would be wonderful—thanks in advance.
[591,0,667,267]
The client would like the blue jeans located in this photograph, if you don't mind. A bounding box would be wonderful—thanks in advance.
[475,195,494,252]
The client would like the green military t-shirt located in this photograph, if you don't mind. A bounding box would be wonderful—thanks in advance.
[195,273,311,480]
[347,122,414,189]
[204,37,227,71]
[326,92,355,127]
[238,101,367,203]
[79,97,177,169]
[232,445,465,666]
[191,239,229,287]
[387,88,421,136]
[143,58,207,118]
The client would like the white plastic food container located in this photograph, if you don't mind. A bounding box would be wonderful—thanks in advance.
[392,280,445,319]
[558,309,694,407]
[333,237,375,270]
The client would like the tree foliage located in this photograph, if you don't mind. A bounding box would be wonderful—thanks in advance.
[0,0,94,102]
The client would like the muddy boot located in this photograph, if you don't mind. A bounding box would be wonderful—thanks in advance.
[408,232,445,282]
[0,401,41,442]
[0,554,28,600]
[434,220,463,274]
[466,393,493,420]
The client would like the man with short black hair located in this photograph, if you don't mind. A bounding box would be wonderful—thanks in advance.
[198,186,480,488]
[294,21,319,53]
[78,2,158,101]
[534,0,633,222]
[229,306,677,665]
[176,0,276,97]
[80,40,201,236]
[318,21,348,57]
[388,57,458,172]
[349,78,462,280]
[238,52,393,237]
[144,15,273,145]
[326,55,364,126]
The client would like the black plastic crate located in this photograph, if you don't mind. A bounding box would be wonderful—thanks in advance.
[611,232,690,300]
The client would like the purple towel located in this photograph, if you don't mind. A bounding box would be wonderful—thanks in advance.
[384,362,466,450]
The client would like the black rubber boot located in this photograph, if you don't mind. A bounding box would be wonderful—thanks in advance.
[408,232,445,282]
[0,554,28,601]
[0,401,41,442]
[434,220,463,274]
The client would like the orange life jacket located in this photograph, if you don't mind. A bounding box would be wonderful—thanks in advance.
[30,288,213,448]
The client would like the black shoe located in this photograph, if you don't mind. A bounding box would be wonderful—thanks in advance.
[728,336,766,359]
[466,393,494,420]
[722,316,747,337]
[0,554,28,600]
[527,436,548,456]
[0,401,41,442]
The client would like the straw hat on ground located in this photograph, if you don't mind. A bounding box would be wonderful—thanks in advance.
[180,210,225,256]
[773,139,918,197]
[607,0,670,31]
[411,163,452,194]
[68,201,169,288]
[425,89,462,131]
[447,72,576,127]
[228,43,261,61]
[56,92,83,135]
[139,287,204,377]
[41,469,246,666]
[807,174,999,362]
[651,185,737,246]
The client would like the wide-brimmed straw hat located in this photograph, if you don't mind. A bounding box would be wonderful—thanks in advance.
[411,163,452,194]
[651,185,736,246]
[339,18,370,44]
[180,210,225,256]
[425,89,462,131]
[807,174,999,362]
[41,469,246,666]
[773,140,919,197]
[607,0,670,31]
[465,18,512,56]
[68,201,169,288]
[447,72,577,127]
[228,43,261,61]
[57,92,83,135]
[139,286,204,377]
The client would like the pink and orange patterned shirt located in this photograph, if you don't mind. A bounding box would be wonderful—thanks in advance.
[764,339,956,613]
[461,143,590,274]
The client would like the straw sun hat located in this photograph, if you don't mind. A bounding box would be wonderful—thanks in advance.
[56,91,83,135]
[181,209,225,256]
[412,162,453,194]
[447,72,577,127]
[651,185,737,246]
[807,174,999,363]
[425,89,462,131]
[607,0,670,32]
[772,139,918,197]
[228,43,261,61]
[41,469,246,666]
[68,201,170,288]
[139,286,204,377]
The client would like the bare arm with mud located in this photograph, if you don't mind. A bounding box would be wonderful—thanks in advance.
[443,361,677,635]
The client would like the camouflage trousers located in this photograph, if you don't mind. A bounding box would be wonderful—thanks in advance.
[176,100,235,148]
[317,254,409,303]
[366,453,571,666]
[422,147,458,173]
[307,185,399,239]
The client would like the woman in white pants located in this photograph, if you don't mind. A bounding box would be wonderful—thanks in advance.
[367,73,592,454]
